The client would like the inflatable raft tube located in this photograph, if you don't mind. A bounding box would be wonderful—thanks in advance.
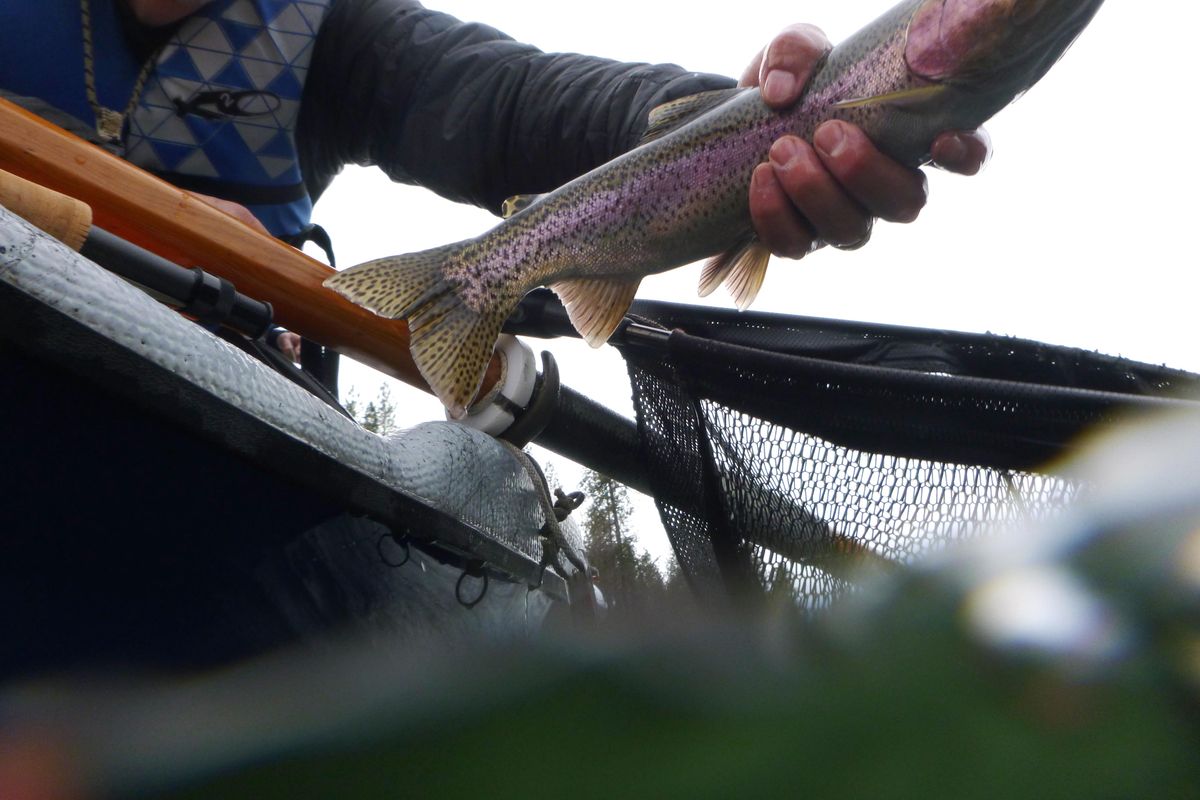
[0,204,579,680]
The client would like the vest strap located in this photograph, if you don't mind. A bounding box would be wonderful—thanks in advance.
[153,171,309,205]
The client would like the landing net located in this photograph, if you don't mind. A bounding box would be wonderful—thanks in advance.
[618,301,1200,607]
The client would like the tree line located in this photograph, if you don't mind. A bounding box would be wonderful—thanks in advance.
[577,468,689,619]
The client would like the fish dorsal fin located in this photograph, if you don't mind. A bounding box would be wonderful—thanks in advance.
[641,88,742,144]
[549,277,641,347]
[832,84,947,111]
[698,237,772,310]
[500,193,543,219]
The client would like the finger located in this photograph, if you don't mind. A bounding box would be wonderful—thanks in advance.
[284,334,303,362]
[812,121,928,224]
[768,135,873,248]
[274,332,299,361]
[193,192,270,235]
[739,47,766,88]
[749,161,817,259]
[743,24,831,108]
[229,204,270,236]
[930,128,992,175]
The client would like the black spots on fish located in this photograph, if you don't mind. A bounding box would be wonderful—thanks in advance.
[404,275,510,417]
[324,244,502,411]
[324,241,468,321]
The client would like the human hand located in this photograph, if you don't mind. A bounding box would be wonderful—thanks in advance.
[192,191,270,236]
[740,24,991,257]
[274,331,303,363]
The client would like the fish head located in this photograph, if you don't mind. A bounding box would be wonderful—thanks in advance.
[905,0,1105,96]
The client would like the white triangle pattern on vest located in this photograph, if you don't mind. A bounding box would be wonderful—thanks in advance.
[125,0,332,186]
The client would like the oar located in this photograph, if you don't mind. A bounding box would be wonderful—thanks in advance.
[0,96,501,396]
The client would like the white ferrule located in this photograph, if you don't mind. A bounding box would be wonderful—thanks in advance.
[451,334,538,436]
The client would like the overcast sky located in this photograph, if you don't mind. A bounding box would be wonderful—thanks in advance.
[314,0,1197,565]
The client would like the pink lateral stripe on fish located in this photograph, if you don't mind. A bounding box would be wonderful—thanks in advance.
[325,0,1105,418]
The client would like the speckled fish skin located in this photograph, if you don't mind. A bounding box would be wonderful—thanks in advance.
[326,0,1105,417]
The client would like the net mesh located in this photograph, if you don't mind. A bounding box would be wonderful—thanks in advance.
[619,302,1200,608]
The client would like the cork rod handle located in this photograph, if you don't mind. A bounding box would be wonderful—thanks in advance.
[0,166,93,251]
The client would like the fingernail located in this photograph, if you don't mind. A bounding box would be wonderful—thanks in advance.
[813,121,847,159]
[769,137,801,169]
[978,128,994,169]
[938,133,968,167]
[762,70,796,106]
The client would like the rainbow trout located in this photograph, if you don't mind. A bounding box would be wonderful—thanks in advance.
[326,0,1105,417]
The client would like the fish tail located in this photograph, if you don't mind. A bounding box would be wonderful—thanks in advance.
[324,242,507,419]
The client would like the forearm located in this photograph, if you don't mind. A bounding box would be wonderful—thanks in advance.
[298,0,733,212]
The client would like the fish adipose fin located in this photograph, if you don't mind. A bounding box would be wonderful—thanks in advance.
[698,238,772,311]
[324,243,504,419]
[500,193,543,219]
[549,277,641,348]
[641,88,743,144]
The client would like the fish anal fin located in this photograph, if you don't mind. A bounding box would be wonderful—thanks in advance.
[324,240,505,418]
[500,193,543,219]
[723,241,772,311]
[832,84,947,111]
[641,88,743,144]
[549,277,641,348]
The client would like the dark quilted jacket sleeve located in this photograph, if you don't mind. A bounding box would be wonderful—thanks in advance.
[297,0,735,213]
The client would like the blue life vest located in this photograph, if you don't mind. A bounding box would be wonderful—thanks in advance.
[0,0,333,238]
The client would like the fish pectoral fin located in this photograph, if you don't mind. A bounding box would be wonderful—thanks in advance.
[725,241,772,310]
[698,246,739,299]
[698,238,771,311]
[324,241,505,419]
[641,88,743,144]
[500,193,543,219]
[549,277,641,348]
[832,84,947,111]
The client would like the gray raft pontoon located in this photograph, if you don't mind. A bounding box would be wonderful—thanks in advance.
[0,204,581,679]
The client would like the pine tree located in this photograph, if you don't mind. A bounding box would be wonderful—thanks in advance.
[343,387,361,422]
[663,556,693,602]
[634,550,666,594]
[579,469,630,602]
[579,469,666,617]
[351,384,399,436]
[536,457,559,494]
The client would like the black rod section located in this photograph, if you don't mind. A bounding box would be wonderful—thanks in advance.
[534,385,651,496]
[80,226,274,340]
